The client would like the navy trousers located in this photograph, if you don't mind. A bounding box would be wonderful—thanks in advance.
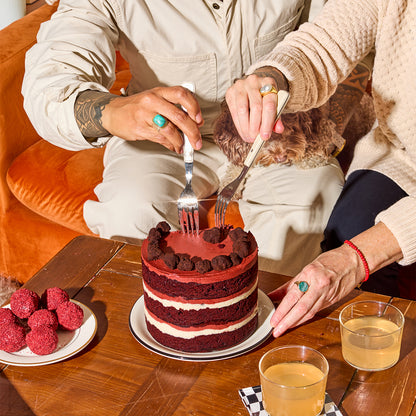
[322,170,408,296]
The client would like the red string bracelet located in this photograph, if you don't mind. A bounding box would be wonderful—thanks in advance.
[344,240,370,283]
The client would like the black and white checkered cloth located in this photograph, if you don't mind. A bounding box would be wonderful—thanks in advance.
[239,385,343,416]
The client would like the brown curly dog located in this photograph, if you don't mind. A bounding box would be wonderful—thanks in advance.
[214,101,346,169]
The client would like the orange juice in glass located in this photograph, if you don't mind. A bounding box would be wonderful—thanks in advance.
[259,345,328,416]
[339,300,404,371]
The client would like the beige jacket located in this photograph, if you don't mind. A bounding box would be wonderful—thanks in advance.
[22,0,325,150]
[250,0,416,265]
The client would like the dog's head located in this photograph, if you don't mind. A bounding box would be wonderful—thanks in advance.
[214,101,344,168]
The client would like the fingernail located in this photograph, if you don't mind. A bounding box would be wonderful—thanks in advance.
[196,139,202,150]
[196,112,203,124]
[261,132,270,139]
[273,326,282,338]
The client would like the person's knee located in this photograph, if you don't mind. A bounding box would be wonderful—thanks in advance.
[85,197,177,240]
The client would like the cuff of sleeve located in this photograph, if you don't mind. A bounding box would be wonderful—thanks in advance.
[375,197,416,266]
[246,55,310,112]
[357,50,375,80]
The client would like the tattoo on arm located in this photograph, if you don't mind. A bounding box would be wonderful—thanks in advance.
[74,90,118,140]
[329,64,370,134]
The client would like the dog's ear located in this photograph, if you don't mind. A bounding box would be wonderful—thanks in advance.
[213,100,251,166]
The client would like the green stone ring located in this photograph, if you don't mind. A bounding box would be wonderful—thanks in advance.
[152,114,168,130]
[295,281,309,293]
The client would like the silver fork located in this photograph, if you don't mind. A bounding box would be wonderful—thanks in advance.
[215,89,290,228]
[177,82,199,235]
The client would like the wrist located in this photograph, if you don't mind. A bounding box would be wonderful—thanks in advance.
[252,66,289,91]
[343,240,370,284]
[75,90,117,140]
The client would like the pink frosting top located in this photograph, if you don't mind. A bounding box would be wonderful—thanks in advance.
[141,230,258,284]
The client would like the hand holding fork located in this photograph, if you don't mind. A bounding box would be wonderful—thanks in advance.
[177,82,199,235]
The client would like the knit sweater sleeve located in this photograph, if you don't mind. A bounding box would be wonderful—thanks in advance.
[376,197,416,266]
[247,0,378,111]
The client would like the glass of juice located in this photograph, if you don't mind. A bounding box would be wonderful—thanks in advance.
[339,300,405,371]
[259,345,328,416]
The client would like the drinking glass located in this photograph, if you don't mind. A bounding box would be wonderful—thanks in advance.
[339,300,404,371]
[259,345,328,416]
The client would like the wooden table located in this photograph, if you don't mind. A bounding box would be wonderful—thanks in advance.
[1,235,415,415]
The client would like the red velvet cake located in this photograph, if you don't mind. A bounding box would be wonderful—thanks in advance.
[141,223,259,353]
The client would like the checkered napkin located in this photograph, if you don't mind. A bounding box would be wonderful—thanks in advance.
[239,385,343,416]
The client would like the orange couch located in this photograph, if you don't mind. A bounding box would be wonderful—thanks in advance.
[0,3,242,284]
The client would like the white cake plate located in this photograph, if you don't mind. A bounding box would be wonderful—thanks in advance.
[129,289,274,362]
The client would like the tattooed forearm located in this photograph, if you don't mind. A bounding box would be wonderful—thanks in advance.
[74,90,118,140]
[329,64,370,134]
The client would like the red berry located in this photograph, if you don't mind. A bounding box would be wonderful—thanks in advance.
[10,288,40,319]
[56,301,84,330]
[0,323,26,352]
[26,326,58,355]
[28,309,58,331]
[41,287,69,311]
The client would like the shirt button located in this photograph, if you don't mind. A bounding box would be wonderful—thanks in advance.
[213,3,220,9]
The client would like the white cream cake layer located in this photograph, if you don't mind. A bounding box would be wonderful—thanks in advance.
[143,278,258,311]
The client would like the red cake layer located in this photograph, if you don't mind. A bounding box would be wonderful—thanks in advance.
[144,287,258,328]
[142,261,257,299]
[145,314,258,353]
[143,276,257,305]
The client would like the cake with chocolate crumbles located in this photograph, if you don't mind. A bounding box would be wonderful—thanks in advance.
[141,222,259,353]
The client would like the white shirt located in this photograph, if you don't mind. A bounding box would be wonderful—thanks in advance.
[22,0,326,150]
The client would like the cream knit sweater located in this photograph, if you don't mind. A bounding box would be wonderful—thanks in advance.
[249,0,416,265]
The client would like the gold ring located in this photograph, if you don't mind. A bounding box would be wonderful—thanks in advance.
[260,84,278,97]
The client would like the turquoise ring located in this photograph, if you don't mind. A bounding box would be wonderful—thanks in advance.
[295,281,309,293]
[152,114,168,130]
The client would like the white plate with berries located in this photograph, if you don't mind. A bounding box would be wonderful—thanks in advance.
[0,290,97,367]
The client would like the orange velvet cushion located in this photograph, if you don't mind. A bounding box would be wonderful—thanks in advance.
[7,141,104,234]
[7,139,244,235]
